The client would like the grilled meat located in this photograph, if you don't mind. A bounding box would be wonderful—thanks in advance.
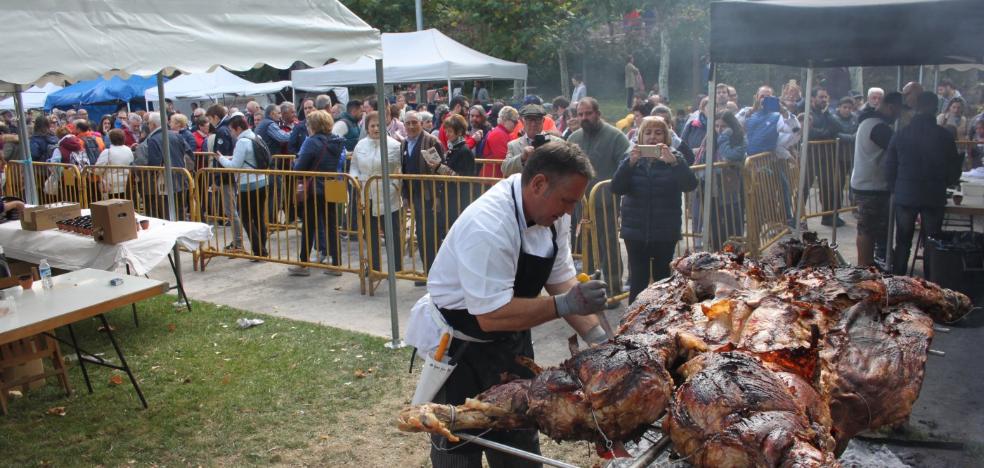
[398,236,970,466]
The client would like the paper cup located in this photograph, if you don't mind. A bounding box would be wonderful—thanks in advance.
[411,354,456,405]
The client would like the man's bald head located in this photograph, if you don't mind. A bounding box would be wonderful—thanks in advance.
[901,82,923,108]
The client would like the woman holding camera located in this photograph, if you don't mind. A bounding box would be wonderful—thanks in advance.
[611,116,698,304]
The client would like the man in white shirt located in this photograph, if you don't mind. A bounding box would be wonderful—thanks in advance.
[424,141,608,467]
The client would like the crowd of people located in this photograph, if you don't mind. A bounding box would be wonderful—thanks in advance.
[0,66,978,291]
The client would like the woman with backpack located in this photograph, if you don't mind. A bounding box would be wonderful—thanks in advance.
[214,114,270,258]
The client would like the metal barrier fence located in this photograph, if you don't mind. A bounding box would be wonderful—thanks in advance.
[475,158,506,178]
[79,165,198,221]
[195,168,365,290]
[5,161,86,207]
[361,174,499,294]
[798,139,854,222]
[743,151,798,257]
[581,180,627,304]
[679,161,746,255]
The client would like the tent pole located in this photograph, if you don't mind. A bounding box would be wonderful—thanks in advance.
[415,0,423,30]
[377,59,403,350]
[700,64,716,250]
[794,65,814,237]
[918,65,924,86]
[13,84,37,204]
[156,72,184,303]
[933,65,940,91]
[886,64,905,271]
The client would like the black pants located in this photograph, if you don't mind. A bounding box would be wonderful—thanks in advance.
[626,87,634,109]
[239,186,268,257]
[411,194,445,273]
[624,239,677,304]
[368,210,403,271]
[300,196,338,264]
[430,336,541,468]
[157,190,188,221]
[708,200,744,252]
[892,205,944,276]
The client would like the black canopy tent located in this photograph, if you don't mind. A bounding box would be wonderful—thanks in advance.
[703,0,984,257]
[710,0,983,68]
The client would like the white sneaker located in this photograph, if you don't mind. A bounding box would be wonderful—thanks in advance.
[287,265,310,277]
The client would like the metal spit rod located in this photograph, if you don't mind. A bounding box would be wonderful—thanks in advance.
[929,349,946,357]
[452,433,580,468]
[626,434,673,468]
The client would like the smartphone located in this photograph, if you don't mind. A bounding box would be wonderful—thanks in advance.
[762,96,781,113]
[637,145,661,158]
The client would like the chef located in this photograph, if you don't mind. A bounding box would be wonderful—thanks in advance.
[416,140,609,467]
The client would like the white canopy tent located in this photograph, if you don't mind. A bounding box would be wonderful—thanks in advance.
[144,67,290,103]
[0,82,62,110]
[0,0,410,349]
[292,28,528,89]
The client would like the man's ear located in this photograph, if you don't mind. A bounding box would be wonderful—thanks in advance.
[531,173,550,196]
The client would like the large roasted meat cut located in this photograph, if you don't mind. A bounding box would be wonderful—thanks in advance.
[397,236,971,466]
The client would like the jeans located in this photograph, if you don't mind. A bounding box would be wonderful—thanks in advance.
[222,184,243,245]
[624,239,677,304]
[368,210,403,271]
[239,186,268,256]
[299,196,338,265]
[892,205,944,276]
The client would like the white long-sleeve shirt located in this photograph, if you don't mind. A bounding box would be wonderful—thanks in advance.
[349,136,402,216]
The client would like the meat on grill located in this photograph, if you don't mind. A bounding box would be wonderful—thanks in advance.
[397,234,971,466]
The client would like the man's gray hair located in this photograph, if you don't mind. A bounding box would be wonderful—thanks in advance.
[146,112,160,129]
[315,94,333,111]
[280,102,295,112]
[403,110,420,122]
[651,105,672,116]
[867,87,885,98]
[418,111,433,122]
[264,104,279,119]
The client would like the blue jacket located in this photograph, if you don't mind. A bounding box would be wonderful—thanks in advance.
[177,128,198,155]
[744,110,780,155]
[29,134,57,162]
[288,121,307,154]
[213,116,234,156]
[885,113,962,207]
[255,117,290,155]
[292,133,345,197]
[611,151,698,242]
[146,128,191,191]
[680,114,707,151]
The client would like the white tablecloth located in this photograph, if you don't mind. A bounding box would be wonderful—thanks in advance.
[0,210,212,275]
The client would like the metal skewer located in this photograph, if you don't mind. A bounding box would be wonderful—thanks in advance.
[452,433,579,468]
[929,349,946,357]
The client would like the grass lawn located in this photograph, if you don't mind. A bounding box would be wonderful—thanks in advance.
[0,296,598,467]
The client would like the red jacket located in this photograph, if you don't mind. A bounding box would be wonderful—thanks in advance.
[479,124,512,178]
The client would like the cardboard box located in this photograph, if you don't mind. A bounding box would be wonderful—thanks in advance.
[20,203,81,231]
[90,199,138,244]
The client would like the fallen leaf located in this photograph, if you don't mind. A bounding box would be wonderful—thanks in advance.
[109,375,124,386]
[47,406,66,416]
[319,434,330,441]
[354,369,367,378]
[221,374,231,385]
[167,323,176,332]
[270,333,278,339]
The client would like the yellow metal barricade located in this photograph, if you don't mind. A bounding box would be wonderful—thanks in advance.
[583,180,627,305]
[799,139,850,221]
[3,160,25,199]
[362,174,499,294]
[196,168,364,289]
[743,152,797,257]
[81,165,197,220]
[474,158,506,178]
[29,162,87,207]
[678,161,746,255]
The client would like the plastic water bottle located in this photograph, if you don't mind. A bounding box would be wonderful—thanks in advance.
[39,259,53,290]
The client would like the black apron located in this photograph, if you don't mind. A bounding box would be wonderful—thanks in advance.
[433,186,557,454]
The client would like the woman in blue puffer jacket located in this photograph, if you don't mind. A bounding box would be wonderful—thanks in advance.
[611,116,698,304]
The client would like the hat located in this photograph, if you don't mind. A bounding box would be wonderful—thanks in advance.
[523,95,543,105]
[519,104,546,118]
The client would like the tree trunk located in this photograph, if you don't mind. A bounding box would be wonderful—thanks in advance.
[559,49,570,99]
[658,24,671,100]
[691,39,700,99]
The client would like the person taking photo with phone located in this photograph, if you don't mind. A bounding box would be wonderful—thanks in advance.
[611,116,698,304]
[501,104,564,177]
